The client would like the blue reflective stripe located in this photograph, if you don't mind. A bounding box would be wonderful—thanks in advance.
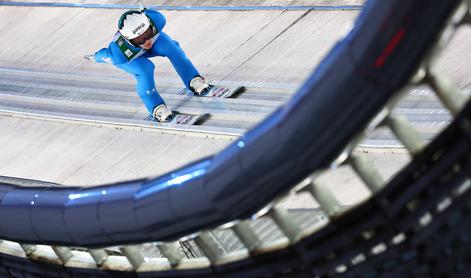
[68,189,107,200]
[135,159,211,199]
[0,2,363,11]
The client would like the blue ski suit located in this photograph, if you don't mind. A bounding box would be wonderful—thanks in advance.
[94,9,200,114]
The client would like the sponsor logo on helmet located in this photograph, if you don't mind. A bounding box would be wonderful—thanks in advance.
[132,23,146,35]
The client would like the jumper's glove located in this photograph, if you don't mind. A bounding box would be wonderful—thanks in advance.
[84,54,95,61]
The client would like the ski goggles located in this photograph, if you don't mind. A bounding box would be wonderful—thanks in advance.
[130,25,157,47]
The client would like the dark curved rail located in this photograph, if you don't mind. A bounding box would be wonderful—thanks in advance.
[0,0,461,248]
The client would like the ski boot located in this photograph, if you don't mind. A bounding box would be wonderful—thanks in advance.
[190,76,212,96]
[153,104,173,123]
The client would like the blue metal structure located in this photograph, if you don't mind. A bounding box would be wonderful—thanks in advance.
[0,0,462,250]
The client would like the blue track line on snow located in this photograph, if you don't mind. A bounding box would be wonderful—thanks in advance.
[0,2,363,11]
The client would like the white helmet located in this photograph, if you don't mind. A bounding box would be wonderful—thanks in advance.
[118,10,151,40]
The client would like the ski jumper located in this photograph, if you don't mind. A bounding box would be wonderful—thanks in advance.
[94,9,200,114]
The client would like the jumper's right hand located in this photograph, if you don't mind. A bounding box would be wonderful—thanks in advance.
[84,54,95,61]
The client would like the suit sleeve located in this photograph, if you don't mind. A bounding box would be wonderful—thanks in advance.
[94,48,112,64]
[94,42,128,65]
[145,9,166,32]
